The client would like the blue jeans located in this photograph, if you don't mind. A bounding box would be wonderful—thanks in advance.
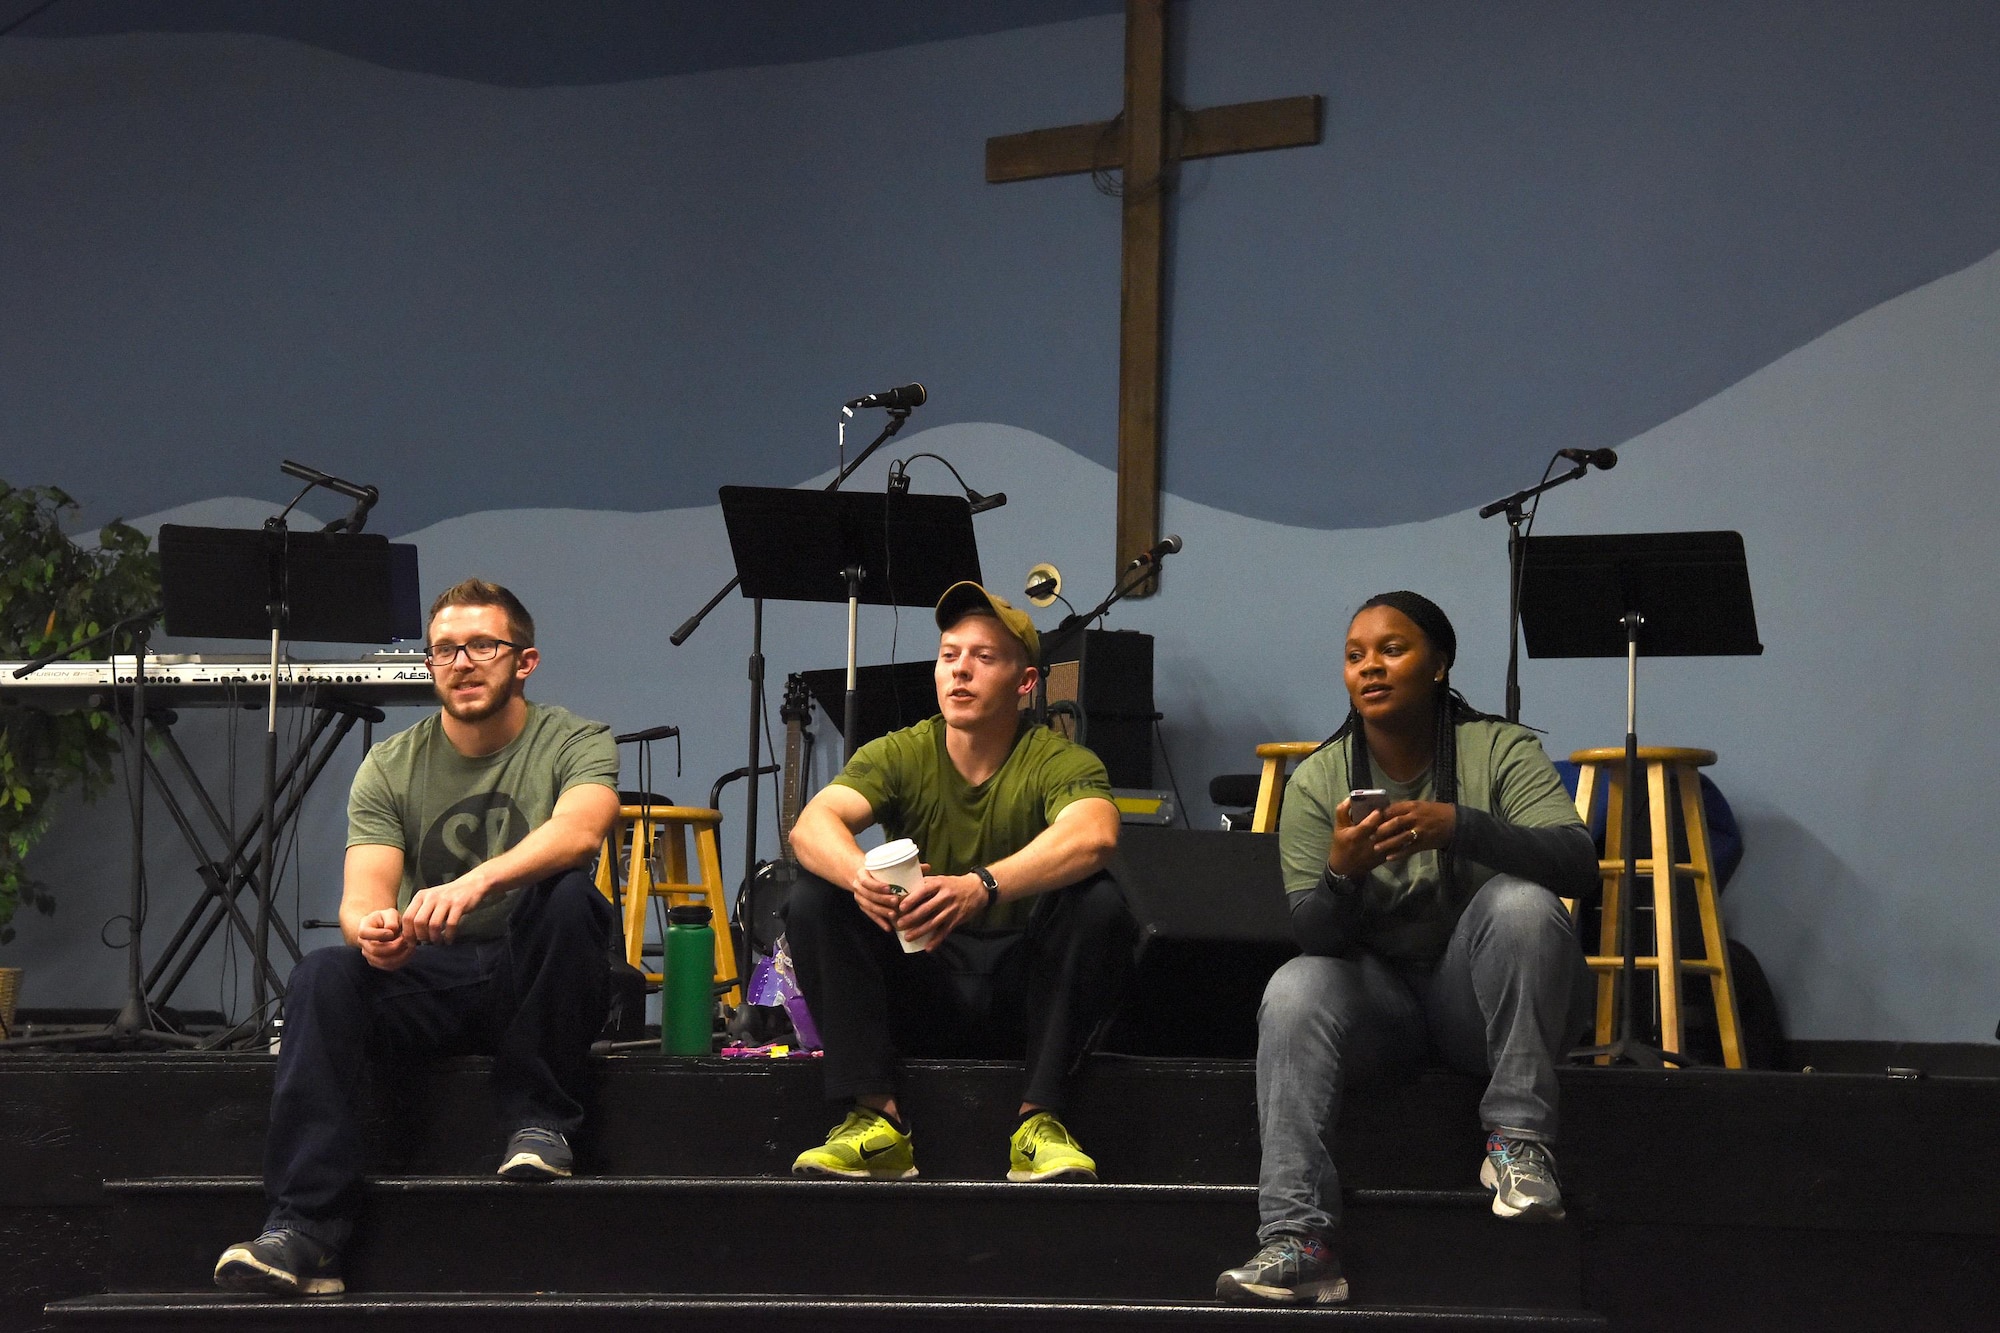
[263,870,613,1249]
[1254,875,1593,1241]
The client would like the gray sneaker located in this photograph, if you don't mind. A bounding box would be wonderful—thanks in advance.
[1481,1130,1565,1220]
[1216,1233,1348,1305]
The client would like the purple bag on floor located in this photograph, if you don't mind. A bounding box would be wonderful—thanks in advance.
[744,934,821,1050]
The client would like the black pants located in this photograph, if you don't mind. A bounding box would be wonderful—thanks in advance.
[263,870,613,1249]
[784,870,1137,1111]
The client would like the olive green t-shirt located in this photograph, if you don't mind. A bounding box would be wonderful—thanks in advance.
[830,714,1115,930]
[346,702,620,940]
[1277,716,1583,962]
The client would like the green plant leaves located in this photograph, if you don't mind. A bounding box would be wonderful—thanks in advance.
[0,480,163,941]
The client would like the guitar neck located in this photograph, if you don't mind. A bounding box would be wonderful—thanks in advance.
[778,676,813,868]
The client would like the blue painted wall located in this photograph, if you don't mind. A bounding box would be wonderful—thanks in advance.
[5,1,1998,1044]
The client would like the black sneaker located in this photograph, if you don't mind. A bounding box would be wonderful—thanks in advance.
[214,1228,344,1296]
[498,1126,574,1180]
[1216,1233,1348,1304]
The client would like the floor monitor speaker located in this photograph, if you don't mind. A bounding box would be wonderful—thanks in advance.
[1103,825,1296,1058]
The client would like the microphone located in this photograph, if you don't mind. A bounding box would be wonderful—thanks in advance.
[281,459,380,506]
[1123,534,1184,571]
[844,383,927,411]
[614,725,680,744]
[967,489,1007,514]
[1556,447,1619,470]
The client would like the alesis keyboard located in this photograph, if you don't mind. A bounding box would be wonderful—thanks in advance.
[0,655,437,710]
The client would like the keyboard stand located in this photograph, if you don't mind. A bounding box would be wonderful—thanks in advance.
[134,693,384,1022]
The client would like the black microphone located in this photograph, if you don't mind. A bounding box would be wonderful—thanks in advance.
[967,489,1007,514]
[1556,447,1619,470]
[1124,533,1184,571]
[614,725,680,744]
[281,459,380,506]
[845,383,927,411]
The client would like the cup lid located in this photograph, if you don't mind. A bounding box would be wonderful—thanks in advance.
[863,838,920,870]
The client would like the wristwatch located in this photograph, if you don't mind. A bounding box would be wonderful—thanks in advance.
[970,866,1000,910]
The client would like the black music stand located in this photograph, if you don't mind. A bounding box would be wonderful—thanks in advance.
[1520,530,1762,1068]
[157,524,415,1035]
[718,487,981,762]
[798,660,938,748]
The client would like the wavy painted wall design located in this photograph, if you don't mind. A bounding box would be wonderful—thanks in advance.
[7,6,2000,1043]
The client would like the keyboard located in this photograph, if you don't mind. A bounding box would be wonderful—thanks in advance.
[0,656,437,710]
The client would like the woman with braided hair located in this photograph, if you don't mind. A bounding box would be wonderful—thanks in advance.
[1217,591,1598,1307]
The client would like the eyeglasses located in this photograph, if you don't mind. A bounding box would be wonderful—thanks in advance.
[423,637,524,666]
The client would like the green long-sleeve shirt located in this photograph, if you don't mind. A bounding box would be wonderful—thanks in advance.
[1277,717,1592,963]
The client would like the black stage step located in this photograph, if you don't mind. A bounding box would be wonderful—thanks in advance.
[47,1288,1608,1328]
[99,1176,1583,1309]
[48,1292,1609,1332]
[0,1053,1494,1191]
[11,1054,2000,1332]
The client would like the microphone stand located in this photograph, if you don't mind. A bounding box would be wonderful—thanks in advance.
[1477,460,1589,724]
[1066,555,1168,633]
[668,408,913,1003]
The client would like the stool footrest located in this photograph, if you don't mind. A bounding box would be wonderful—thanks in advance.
[1595,860,1713,878]
[1584,956,1724,975]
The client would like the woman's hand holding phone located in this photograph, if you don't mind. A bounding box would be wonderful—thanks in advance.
[1330,788,1392,879]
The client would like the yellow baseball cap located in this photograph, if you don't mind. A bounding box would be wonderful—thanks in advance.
[934,581,1040,664]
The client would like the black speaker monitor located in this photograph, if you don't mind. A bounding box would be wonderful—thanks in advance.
[1105,825,1296,1057]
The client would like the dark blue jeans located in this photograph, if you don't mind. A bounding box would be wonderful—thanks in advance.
[263,870,613,1249]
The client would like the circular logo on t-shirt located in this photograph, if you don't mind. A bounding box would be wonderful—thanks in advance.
[418,791,529,888]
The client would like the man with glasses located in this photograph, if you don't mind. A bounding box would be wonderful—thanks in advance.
[214,579,620,1297]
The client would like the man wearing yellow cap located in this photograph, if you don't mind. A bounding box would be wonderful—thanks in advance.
[785,581,1130,1181]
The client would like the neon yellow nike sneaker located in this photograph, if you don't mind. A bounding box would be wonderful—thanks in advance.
[1007,1111,1098,1182]
[791,1106,917,1179]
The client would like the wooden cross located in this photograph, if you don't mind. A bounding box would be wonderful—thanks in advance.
[987,0,1320,593]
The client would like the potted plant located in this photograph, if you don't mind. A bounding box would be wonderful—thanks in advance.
[0,480,160,946]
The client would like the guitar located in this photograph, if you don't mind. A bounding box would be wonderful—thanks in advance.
[740,674,815,955]
[776,672,813,871]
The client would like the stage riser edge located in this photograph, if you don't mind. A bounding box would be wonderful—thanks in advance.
[101,1179,1584,1310]
[47,1292,1610,1332]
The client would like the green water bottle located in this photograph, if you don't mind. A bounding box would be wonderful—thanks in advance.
[661,905,716,1055]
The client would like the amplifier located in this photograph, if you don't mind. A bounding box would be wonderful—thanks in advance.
[1041,627,1154,788]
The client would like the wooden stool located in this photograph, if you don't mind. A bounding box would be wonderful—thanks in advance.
[1250,741,1323,832]
[595,804,740,1008]
[1569,747,1743,1068]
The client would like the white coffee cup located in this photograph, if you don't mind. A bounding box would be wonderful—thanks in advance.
[862,838,928,952]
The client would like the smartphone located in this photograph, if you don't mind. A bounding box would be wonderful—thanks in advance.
[1347,788,1390,822]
